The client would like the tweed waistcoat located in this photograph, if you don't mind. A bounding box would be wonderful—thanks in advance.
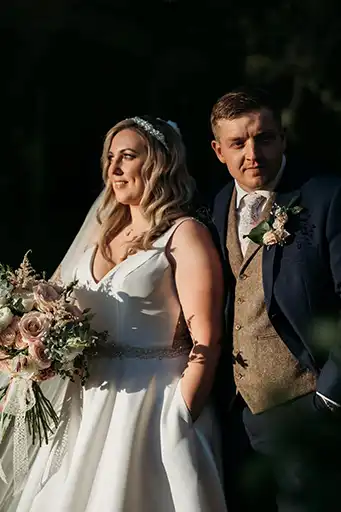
[226,188,316,413]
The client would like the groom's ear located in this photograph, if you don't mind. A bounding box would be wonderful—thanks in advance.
[211,140,226,164]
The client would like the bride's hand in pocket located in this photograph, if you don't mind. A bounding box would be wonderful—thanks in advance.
[167,219,224,422]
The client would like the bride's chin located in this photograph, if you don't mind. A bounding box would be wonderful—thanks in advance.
[112,191,142,206]
[115,195,138,206]
[112,190,128,203]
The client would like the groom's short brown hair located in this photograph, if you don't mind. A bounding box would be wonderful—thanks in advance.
[210,87,282,138]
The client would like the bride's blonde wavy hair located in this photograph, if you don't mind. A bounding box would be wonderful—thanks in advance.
[96,117,196,263]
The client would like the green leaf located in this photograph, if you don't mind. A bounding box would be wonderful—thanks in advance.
[243,220,271,245]
[287,195,299,208]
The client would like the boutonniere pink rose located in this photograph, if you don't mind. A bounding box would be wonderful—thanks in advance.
[243,196,304,248]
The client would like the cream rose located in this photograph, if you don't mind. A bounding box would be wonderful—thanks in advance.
[28,341,51,369]
[34,282,61,312]
[13,289,35,312]
[0,307,14,333]
[0,283,10,307]
[262,230,279,246]
[276,228,291,241]
[19,311,50,343]
[274,209,289,224]
[273,218,283,231]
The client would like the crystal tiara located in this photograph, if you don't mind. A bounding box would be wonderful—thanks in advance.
[128,116,168,149]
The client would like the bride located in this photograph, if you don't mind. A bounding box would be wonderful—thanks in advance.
[2,116,227,511]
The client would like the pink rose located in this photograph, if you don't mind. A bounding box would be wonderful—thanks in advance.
[34,282,62,313]
[0,349,10,372]
[9,316,29,349]
[28,341,51,369]
[14,331,29,350]
[0,326,16,347]
[19,311,50,343]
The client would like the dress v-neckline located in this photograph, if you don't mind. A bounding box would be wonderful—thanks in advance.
[87,218,190,286]
[89,245,150,287]
[89,246,126,286]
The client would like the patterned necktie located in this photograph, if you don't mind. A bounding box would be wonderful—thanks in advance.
[239,193,266,256]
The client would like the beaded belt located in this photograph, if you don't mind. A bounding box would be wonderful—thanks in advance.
[98,342,191,360]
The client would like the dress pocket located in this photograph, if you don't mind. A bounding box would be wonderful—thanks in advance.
[176,379,193,426]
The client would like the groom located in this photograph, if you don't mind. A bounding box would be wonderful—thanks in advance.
[210,87,341,511]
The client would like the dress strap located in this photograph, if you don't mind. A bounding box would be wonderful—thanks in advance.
[153,217,199,249]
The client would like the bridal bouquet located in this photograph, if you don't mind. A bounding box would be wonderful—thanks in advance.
[0,252,107,489]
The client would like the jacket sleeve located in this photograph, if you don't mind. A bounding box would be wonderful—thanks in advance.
[316,182,341,402]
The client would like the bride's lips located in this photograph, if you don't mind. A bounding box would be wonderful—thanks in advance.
[113,180,128,188]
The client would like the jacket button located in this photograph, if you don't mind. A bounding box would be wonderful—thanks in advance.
[240,274,247,280]
[235,324,242,331]
[237,298,244,304]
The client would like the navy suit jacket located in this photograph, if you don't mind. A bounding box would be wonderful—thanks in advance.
[212,162,341,405]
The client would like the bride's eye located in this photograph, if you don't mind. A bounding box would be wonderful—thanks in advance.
[123,153,135,160]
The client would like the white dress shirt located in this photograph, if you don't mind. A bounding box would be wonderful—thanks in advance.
[235,155,286,255]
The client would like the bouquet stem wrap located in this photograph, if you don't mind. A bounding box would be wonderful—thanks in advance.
[0,370,36,494]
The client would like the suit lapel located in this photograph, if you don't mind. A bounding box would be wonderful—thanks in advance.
[213,181,234,260]
[262,183,302,313]
[226,188,243,276]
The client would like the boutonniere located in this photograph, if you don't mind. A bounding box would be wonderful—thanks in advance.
[243,196,304,248]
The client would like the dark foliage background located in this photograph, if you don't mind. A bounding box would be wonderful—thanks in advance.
[2,0,341,274]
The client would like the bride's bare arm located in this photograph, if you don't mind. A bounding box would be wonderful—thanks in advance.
[168,219,224,421]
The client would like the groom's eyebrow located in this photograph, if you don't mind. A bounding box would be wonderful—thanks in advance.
[255,130,277,138]
[228,136,245,143]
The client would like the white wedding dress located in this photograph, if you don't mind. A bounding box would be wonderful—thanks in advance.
[11,219,227,512]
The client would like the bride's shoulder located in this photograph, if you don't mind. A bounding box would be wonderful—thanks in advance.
[165,217,221,273]
[168,217,214,249]
[173,216,209,232]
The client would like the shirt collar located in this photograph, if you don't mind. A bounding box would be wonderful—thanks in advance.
[235,154,286,209]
